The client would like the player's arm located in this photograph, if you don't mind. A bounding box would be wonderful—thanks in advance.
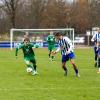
[31,43,39,49]
[91,33,96,42]
[15,44,23,57]
[52,45,61,55]
[91,33,98,50]
[47,36,50,42]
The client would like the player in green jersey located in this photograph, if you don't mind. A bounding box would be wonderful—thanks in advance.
[47,31,55,61]
[15,38,38,75]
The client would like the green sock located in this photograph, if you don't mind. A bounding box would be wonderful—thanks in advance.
[51,56,54,60]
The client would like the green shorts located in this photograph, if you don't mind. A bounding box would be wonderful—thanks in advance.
[48,45,55,52]
[24,56,36,64]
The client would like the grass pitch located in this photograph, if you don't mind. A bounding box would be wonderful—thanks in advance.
[0,48,100,100]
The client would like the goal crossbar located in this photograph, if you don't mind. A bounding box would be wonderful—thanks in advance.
[11,28,74,31]
[10,28,75,50]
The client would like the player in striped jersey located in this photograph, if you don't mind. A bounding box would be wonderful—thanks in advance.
[92,28,100,73]
[91,28,100,67]
[52,32,80,77]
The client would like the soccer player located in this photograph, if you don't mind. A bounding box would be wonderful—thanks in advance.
[91,28,100,67]
[97,45,100,73]
[47,31,55,61]
[92,28,100,73]
[15,38,38,75]
[22,32,29,42]
[52,32,80,77]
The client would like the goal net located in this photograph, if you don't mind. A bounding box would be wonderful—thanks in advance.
[10,28,75,50]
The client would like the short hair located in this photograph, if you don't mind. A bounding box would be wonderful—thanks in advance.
[24,37,30,42]
[54,32,62,36]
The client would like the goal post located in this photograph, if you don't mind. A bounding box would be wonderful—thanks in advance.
[10,28,75,50]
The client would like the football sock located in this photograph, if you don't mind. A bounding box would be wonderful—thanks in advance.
[33,64,37,71]
[98,58,100,68]
[94,61,97,67]
[27,64,32,68]
[49,53,50,58]
[75,68,78,74]
[51,56,54,60]
[73,64,78,74]
[62,66,67,72]
[95,54,98,61]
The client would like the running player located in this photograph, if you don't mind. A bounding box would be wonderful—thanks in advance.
[52,32,80,77]
[47,31,55,61]
[15,38,38,75]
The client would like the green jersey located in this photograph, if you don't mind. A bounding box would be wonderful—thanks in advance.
[15,43,35,58]
[47,35,55,45]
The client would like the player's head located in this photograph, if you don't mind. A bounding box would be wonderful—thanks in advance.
[54,32,62,40]
[24,38,30,46]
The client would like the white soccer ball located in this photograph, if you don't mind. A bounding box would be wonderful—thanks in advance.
[26,67,33,73]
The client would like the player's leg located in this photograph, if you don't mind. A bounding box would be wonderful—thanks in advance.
[49,51,51,58]
[48,45,54,60]
[69,52,80,77]
[94,47,98,67]
[70,59,80,77]
[48,46,51,58]
[95,54,98,67]
[51,46,55,61]
[24,59,33,73]
[97,56,100,73]
[51,50,54,61]
[62,55,69,76]
[30,58,38,75]
[97,47,100,73]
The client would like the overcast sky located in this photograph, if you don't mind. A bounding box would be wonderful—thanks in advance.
[67,0,74,2]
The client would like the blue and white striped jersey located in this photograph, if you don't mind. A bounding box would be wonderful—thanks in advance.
[91,32,100,43]
[56,37,73,55]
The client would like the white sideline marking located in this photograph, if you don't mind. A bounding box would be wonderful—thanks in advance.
[0,87,100,91]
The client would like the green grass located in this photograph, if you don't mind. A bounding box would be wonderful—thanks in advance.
[0,48,100,100]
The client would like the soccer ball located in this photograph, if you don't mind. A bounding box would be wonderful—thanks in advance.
[26,67,33,73]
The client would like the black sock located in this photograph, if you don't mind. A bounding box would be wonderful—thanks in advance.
[73,64,78,74]
[62,66,67,72]
[75,69,78,74]
[98,58,100,68]
[49,53,50,58]
[94,61,97,67]
[33,64,37,71]
[95,54,98,61]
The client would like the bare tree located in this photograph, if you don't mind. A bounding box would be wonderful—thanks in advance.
[71,1,90,34]
[30,0,46,28]
[1,0,20,28]
[40,0,69,28]
[89,0,100,27]
[0,0,100,34]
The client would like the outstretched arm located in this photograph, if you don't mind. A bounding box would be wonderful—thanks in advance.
[91,33,96,42]
[52,46,60,55]
[15,44,22,57]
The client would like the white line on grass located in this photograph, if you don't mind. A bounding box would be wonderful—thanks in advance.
[0,87,100,91]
